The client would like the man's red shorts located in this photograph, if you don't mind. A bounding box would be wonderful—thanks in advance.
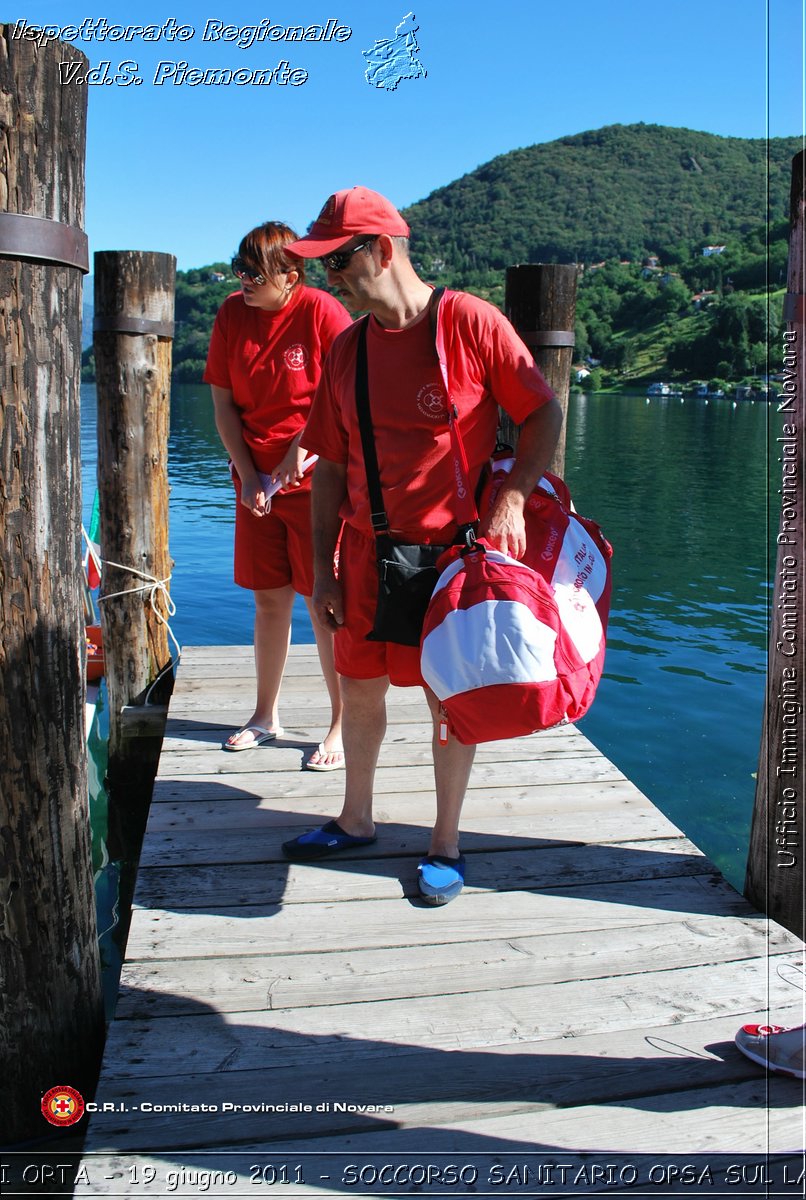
[335,523,425,687]
[232,475,314,595]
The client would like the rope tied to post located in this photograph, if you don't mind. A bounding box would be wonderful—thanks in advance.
[99,560,182,656]
[84,532,183,702]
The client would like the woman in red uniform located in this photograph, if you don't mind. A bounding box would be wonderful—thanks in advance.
[204,221,351,765]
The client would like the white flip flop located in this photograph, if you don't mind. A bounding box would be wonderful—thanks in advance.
[222,724,283,752]
[305,742,345,772]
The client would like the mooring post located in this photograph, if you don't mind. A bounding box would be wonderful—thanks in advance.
[503,263,578,474]
[0,26,104,1140]
[744,152,805,940]
[93,251,176,793]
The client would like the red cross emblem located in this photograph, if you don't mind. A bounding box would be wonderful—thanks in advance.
[41,1085,85,1127]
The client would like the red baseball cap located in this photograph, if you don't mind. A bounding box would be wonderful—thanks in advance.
[286,187,410,257]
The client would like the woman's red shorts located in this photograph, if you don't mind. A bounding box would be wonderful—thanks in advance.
[232,474,314,595]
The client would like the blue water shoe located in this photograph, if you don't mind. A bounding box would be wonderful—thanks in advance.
[417,854,466,905]
[282,820,376,861]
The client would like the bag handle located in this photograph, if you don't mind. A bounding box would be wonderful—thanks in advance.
[354,289,477,543]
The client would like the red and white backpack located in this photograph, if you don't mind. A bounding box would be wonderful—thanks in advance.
[420,465,613,746]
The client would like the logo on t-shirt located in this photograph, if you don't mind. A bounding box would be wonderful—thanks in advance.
[284,343,308,371]
[416,381,447,420]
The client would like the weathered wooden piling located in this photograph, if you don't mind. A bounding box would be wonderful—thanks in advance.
[93,251,176,792]
[503,263,578,473]
[745,152,805,939]
[0,26,104,1141]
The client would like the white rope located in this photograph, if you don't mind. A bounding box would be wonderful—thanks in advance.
[80,523,103,580]
[97,559,183,703]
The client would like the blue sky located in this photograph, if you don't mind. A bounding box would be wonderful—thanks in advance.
[12,1,805,270]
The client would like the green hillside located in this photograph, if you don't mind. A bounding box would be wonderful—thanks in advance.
[81,123,799,385]
[402,123,799,293]
[570,214,788,389]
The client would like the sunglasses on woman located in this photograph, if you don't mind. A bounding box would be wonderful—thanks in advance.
[231,257,266,286]
[319,237,377,273]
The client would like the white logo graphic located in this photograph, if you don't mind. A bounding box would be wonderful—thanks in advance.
[284,344,308,371]
[417,381,446,420]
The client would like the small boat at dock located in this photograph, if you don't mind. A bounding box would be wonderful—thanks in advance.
[647,381,683,397]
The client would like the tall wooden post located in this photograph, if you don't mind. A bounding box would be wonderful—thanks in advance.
[93,251,176,793]
[745,153,805,939]
[504,264,578,474]
[0,26,104,1141]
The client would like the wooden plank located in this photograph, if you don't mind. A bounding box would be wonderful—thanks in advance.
[147,758,627,797]
[166,689,433,717]
[97,955,805,1082]
[161,715,578,743]
[138,804,680,866]
[144,780,654,830]
[173,643,317,667]
[123,874,756,962]
[132,838,709,908]
[120,703,169,737]
[148,768,623,806]
[79,1034,804,1157]
[85,964,803,1142]
[115,914,797,1017]
[158,725,579,761]
[269,1074,801,1155]
[163,702,423,726]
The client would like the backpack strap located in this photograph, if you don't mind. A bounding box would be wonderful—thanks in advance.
[354,291,477,544]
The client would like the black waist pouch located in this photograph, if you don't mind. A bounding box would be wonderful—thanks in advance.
[368,537,448,647]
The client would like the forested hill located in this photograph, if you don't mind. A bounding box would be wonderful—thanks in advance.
[81,123,799,383]
[402,123,799,290]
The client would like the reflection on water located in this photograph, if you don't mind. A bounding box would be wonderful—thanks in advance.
[82,384,773,890]
[564,391,770,889]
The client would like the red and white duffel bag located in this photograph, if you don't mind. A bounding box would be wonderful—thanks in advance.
[420,469,613,745]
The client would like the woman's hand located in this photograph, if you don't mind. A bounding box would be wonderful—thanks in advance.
[271,442,307,491]
[239,473,269,516]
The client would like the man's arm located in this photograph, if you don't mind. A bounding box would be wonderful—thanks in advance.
[478,395,563,559]
[310,457,348,632]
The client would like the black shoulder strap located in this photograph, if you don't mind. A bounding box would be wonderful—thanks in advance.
[354,316,388,534]
[428,285,445,342]
[354,286,472,540]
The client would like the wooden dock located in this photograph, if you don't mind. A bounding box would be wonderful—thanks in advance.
[76,645,805,1197]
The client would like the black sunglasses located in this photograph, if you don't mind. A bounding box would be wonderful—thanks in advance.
[320,237,377,272]
[231,257,266,285]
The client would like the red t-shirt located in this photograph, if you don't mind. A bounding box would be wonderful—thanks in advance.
[203,285,351,462]
[302,290,554,542]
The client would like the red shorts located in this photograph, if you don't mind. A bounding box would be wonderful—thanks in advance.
[233,475,314,595]
[335,523,425,687]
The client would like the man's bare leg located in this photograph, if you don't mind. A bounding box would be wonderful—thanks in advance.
[333,674,389,838]
[424,686,476,858]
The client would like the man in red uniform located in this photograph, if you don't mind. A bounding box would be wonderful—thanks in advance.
[281,187,562,904]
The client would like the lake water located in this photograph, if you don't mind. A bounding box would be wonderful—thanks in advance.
[82,383,773,893]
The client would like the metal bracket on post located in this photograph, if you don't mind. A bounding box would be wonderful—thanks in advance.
[93,315,175,338]
[0,212,90,273]
[519,330,576,349]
